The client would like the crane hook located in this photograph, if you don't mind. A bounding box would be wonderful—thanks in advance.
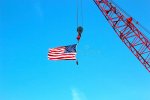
[76,26,83,42]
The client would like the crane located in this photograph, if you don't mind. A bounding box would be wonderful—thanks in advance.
[93,0,150,72]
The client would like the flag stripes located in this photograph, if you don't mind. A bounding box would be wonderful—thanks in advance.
[48,44,77,60]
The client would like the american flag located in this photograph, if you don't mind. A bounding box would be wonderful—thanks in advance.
[48,44,77,60]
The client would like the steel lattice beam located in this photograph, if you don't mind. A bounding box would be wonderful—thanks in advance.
[94,0,150,72]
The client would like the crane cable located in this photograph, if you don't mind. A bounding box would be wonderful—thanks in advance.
[76,0,84,65]
[76,0,79,27]
[76,0,84,27]
[110,0,150,38]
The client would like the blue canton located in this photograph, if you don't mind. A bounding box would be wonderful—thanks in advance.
[65,44,77,53]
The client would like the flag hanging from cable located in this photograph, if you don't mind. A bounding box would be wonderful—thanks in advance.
[48,44,77,60]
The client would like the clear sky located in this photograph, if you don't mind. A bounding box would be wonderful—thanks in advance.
[0,0,150,100]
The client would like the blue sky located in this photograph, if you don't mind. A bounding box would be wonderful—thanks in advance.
[0,0,150,100]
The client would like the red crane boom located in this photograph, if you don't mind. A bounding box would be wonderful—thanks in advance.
[93,0,150,72]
